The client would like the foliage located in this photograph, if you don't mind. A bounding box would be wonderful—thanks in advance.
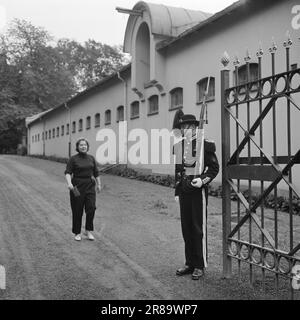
[56,38,128,90]
[0,121,22,153]
[106,166,300,215]
[0,18,129,152]
[25,154,300,216]
[1,19,75,112]
[29,154,69,164]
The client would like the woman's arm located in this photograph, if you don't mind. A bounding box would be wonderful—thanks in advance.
[92,156,102,193]
[95,176,102,193]
[65,174,74,190]
[64,157,74,190]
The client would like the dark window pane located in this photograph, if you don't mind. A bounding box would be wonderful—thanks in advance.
[170,87,183,109]
[131,101,140,119]
[148,95,159,114]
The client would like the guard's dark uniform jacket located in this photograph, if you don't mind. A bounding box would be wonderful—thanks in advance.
[174,139,219,196]
[65,153,99,235]
[173,138,219,269]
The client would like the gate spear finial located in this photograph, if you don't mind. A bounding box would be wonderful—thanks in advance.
[233,53,240,67]
[283,30,293,47]
[269,37,278,53]
[256,42,264,58]
[244,48,251,63]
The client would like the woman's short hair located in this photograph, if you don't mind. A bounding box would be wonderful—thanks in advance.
[75,138,89,152]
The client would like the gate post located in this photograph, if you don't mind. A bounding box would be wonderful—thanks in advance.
[221,53,232,278]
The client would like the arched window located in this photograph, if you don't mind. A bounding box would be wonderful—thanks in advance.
[86,116,91,130]
[66,124,70,135]
[52,129,55,138]
[130,101,140,119]
[95,113,100,127]
[48,130,51,139]
[197,77,215,103]
[169,87,183,110]
[78,119,83,131]
[42,132,44,141]
[61,125,64,136]
[148,95,159,115]
[72,121,76,133]
[56,127,59,137]
[105,110,111,125]
[45,131,48,140]
[117,106,124,122]
[136,22,150,86]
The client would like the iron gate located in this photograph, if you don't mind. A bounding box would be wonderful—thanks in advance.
[221,35,300,298]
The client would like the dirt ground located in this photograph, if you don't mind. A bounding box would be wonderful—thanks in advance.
[0,155,299,300]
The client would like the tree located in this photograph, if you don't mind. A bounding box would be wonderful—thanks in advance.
[56,38,129,90]
[0,121,22,153]
[0,19,129,152]
[5,19,76,110]
[0,19,77,150]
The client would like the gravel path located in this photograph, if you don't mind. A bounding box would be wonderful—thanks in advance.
[0,155,297,300]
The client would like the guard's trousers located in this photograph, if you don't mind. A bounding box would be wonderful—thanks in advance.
[179,187,208,269]
[70,178,96,235]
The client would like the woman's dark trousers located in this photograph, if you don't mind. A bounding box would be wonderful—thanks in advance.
[70,178,96,235]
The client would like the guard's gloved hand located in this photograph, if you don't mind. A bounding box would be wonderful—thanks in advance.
[191,178,203,188]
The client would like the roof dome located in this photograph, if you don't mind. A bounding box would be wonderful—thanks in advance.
[124,1,211,52]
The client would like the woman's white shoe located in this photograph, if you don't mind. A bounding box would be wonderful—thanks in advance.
[74,234,81,241]
[86,231,95,241]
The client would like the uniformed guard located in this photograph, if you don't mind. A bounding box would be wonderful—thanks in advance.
[173,110,219,280]
[65,138,102,241]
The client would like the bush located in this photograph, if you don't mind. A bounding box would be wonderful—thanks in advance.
[231,188,300,216]
[29,154,69,164]
[17,145,27,156]
[105,166,300,215]
[25,156,300,216]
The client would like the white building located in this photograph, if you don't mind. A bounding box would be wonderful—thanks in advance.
[26,0,300,189]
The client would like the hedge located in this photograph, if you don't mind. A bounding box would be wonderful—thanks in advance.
[27,155,300,215]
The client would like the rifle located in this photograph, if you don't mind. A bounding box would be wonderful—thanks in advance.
[181,77,210,193]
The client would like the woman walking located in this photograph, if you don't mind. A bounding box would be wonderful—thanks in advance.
[65,138,101,241]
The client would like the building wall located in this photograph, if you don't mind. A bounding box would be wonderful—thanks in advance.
[27,0,300,189]
[29,79,128,158]
[28,120,44,155]
[162,0,300,187]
